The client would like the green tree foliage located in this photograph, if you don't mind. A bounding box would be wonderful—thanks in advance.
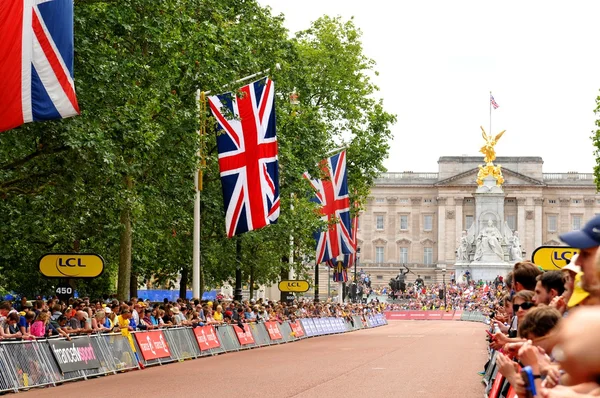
[0,2,394,299]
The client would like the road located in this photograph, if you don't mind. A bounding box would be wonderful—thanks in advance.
[24,320,488,398]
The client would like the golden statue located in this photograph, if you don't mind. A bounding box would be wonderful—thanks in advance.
[476,126,505,186]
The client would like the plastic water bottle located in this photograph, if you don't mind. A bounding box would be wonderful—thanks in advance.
[493,323,501,335]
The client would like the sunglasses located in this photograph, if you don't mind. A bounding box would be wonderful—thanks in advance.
[513,302,535,312]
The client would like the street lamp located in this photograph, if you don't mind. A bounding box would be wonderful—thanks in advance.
[442,267,447,309]
[353,247,361,302]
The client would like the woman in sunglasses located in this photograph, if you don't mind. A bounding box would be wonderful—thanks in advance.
[513,290,535,329]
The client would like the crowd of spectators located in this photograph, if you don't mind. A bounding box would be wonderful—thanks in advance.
[384,279,503,312]
[480,214,600,397]
[0,293,384,342]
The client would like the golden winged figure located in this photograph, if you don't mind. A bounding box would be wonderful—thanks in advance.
[479,126,505,164]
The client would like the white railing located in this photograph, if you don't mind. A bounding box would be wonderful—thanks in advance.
[378,172,439,180]
[543,173,595,180]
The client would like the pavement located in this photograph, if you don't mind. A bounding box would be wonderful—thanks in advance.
[23,320,488,398]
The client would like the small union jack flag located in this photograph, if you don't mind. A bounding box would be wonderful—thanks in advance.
[0,0,80,132]
[208,77,279,237]
[304,151,354,264]
[490,94,499,110]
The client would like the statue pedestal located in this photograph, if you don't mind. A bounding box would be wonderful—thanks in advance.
[455,176,512,283]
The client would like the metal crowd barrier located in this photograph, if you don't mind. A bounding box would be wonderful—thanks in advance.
[459,310,488,323]
[0,315,386,394]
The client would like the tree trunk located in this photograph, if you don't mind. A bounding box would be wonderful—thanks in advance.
[117,205,132,301]
[179,266,188,299]
[117,175,133,302]
[234,238,243,301]
[249,264,255,300]
[130,271,138,299]
[280,257,288,302]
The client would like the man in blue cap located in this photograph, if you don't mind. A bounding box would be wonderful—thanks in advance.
[559,214,600,297]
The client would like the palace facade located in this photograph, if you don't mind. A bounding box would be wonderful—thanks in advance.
[356,156,600,287]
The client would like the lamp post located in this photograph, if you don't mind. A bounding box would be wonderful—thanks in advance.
[442,267,447,309]
[353,247,361,303]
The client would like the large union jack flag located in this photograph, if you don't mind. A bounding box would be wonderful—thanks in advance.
[304,151,354,264]
[0,0,80,132]
[326,201,359,282]
[208,77,279,238]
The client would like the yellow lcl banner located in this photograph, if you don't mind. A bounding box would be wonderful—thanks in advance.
[39,253,104,278]
[278,280,310,292]
[531,246,579,271]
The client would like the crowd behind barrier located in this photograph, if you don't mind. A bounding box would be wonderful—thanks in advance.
[0,309,386,394]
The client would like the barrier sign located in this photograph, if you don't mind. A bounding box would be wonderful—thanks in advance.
[39,253,104,278]
[290,321,305,337]
[278,280,310,292]
[55,283,74,302]
[265,321,283,340]
[49,337,101,373]
[531,246,579,271]
[234,324,255,345]
[193,325,221,350]
[134,330,171,360]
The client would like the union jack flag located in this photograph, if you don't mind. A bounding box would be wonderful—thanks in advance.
[490,94,499,109]
[304,151,354,264]
[0,0,80,132]
[208,77,279,237]
[326,201,359,282]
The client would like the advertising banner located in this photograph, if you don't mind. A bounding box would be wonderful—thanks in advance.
[234,324,255,345]
[49,337,101,373]
[290,321,305,337]
[134,330,171,361]
[300,318,315,337]
[193,325,221,350]
[384,311,457,321]
[265,321,283,340]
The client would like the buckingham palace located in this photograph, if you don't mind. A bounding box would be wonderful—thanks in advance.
[355,156,600,287]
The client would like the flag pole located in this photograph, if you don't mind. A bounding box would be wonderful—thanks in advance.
[489,91,492,136]
[203,64,280,96]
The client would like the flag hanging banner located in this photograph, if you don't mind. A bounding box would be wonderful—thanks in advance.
[0,0,80,132]
[326,201,359,282]
[304,151,354,264]
[208,77,280,237]
[490,94,499,109]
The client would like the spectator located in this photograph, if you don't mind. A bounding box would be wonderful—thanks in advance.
[1,313,22,339]
[533,271,565,305]
[560,214,600,296]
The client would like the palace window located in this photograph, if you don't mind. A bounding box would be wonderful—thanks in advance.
[465,215,474,230]
[572,215,582,230]
[548,215,557,232]
[399,247,409,264]
[375,247,384,264]
[423,215,433,231]
[376,215,384,230]
[423,247,433,265]
[376,197,385,203]
[400,215,409,230]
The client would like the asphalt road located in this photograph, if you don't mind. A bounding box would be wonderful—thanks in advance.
[24,320,488,398]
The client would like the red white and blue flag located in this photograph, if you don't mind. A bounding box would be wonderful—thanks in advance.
[304,151,354,264]
[490,94,499,110]
[0,0,80,132]
[208,77,279,237]
[326,201,359,282]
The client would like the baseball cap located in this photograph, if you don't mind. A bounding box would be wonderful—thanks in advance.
[560,215,600,249]
[104,307,112,314]
[568,272,590,308]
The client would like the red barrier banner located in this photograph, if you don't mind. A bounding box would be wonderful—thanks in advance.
[453,311,463,320]
[234,324,255,345]
[193,325,221,350]
[134,330,171,360]
[384,311,457,321]
[265,321,283,340]
[289,321,304,337]
[488,374,505,398]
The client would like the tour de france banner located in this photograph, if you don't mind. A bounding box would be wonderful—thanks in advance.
[193,325,221,351]
[234,324,255,345]
[49,337,101,373]
[133,330,171,361]
[265,321,283,340]
[289,321,305,338]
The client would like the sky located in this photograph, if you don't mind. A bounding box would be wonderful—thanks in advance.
[258,0,600,173]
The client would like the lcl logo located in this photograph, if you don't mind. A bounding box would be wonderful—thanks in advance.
[57,258,87,267]
[39,253,104,278]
